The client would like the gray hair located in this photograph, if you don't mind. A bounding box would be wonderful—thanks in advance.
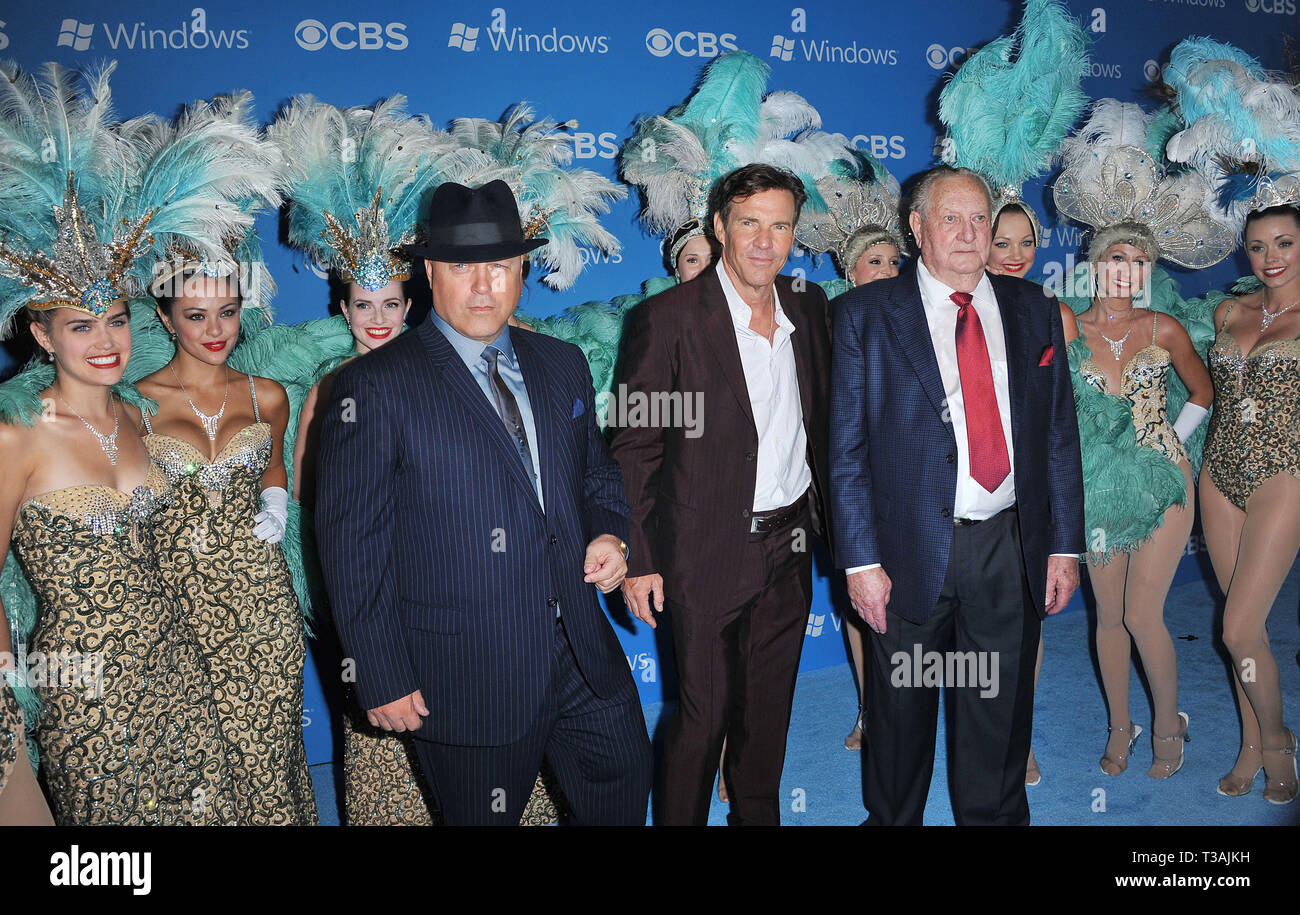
[909,166,993,223]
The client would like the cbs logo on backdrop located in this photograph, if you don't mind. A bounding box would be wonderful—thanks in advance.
[295,19,408,51]
[645,28,738,58]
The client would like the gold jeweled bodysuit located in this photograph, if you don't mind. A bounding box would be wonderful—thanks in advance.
[1204,301,1300,510]
[10,462,237,824]
[1080,313,1189,467]
[143,376,317,825]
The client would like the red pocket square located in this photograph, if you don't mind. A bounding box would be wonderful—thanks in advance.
[1037,344,1055,366]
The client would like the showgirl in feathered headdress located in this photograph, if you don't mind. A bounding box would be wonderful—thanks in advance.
[1050,98,1230,787]
[795,147,902,298]
[938,0,1089,280]
[0,60,285,825]
[1160,38,1300,805]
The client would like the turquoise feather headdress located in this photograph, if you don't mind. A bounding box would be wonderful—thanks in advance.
[938,0,1090,241]
[270,95,453,292]
[621,50,863,269]
[0,62,284,335]
[0,60,142,336]
[796,147,901,277]
[1162,37,1300,233]
[439,102,625,290]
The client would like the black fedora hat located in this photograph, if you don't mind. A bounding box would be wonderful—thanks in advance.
[404,179,547,263]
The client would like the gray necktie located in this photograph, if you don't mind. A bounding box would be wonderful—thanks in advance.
[483,345,535,484]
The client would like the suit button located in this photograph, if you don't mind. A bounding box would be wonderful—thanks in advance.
[745,451,756,461]
[941,508,951,518]
[741,508,751,518]
[547,597,558,608]
[549,534,558,544]
[946,453,955,464]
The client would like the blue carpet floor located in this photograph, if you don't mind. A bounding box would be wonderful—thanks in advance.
[308,560,1300,826]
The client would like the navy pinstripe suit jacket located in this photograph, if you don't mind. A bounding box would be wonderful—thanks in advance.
[829,263,1085,624]
[316,317,631,746]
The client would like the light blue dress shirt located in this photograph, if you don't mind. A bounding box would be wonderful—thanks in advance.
[429,311,545,510]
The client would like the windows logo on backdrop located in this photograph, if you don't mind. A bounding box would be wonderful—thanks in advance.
[57,18,94,51]
[448,22,479,52]
[769,35,795,61]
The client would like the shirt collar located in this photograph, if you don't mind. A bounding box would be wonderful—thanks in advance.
[429,308,515,369]
[916,256,994,311]
[716,260,792,334]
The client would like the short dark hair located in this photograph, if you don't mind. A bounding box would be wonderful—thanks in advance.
[710,163,807,228]
[1245,204,1300,236]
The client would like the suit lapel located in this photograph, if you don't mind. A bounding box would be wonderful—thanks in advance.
[512,328,556,514]
[697,266,757,432]
[886,269,952,430]
[780,278,816,433]
[991,274,1030,444]
[416,319,544,515]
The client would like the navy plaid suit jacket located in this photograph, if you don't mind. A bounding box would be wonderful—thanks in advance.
[829,263,1084,624]
[316,318,631,746]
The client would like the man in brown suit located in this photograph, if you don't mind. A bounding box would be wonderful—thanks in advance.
[610,164,832,825]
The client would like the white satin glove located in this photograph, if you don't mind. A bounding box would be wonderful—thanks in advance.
[253,486,288,544]
[1173,402,1210,443]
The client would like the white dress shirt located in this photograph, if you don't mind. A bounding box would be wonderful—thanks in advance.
[717,262,812,512]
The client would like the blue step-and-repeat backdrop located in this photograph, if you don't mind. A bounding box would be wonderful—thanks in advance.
[1,1,1292,764]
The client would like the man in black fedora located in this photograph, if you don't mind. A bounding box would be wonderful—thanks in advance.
[317,179,652,825]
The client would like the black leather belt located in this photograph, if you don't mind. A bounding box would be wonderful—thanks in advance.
[750,495,806,534]
[953,504,1017,527]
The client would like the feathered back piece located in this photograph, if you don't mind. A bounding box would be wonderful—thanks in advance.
[1053,99,1234,269]
[439,103,625,290]
[621,51,863,270]
[270,95,452,291]
[0,61,142,336]
[621,51,769,251]
[125,89,284,316]
[1162,37,1300,233]
[938,0,1089,241]
[796,147,901,278]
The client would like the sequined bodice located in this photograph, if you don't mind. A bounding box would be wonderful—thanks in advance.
[1080,341,1188,465]
[145,423,272,495]
[14,463,171,548]
[1204,326,1300,509]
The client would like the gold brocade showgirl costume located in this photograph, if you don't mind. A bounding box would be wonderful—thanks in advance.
[10,463,237,824]
[142,377,317,825]
[1204,301,1300,510]
[0,675,23,797]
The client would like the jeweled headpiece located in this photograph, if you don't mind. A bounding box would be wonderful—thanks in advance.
[439,103,625,290]
[1053,100,1234,269]
[1162,38,1300,233]
[0,173,155,317]
[938,0,1090,247]
[270,95,452,293]
[796,148,901,281]
[0,61,146,335]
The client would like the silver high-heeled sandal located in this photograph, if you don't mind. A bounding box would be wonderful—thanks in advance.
[1148,712,1190,779]
[1101,722,1142,776]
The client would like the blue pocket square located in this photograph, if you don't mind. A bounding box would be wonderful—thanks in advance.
[572,396,585,419]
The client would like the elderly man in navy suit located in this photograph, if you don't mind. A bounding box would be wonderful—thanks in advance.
[830,165,1084,825]
[316,180,652,825]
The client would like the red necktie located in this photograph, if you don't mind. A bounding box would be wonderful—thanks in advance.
[950,291,1010,492]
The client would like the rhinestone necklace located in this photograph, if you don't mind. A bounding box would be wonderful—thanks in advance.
[169,363,229,443]
[57,390,119,466]
[1260,296,1300,331]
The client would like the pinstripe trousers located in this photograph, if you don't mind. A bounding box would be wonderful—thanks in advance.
[413,617,652,826]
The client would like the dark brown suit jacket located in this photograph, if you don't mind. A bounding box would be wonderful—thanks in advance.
[609,263,832,613]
